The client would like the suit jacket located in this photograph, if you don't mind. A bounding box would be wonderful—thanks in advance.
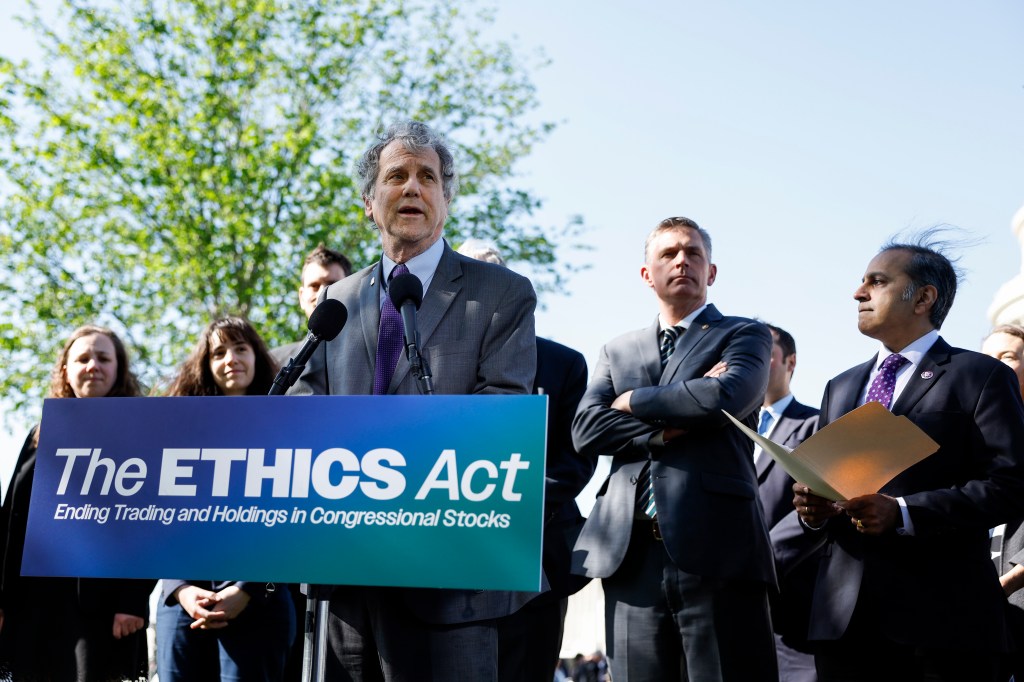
[534,337,592,600]
[291,242,537,624]
[755,400,820,649]
[757,399,819,530]
[570,306,776,585]
[269,340,303,368]
[807,337,1024,651]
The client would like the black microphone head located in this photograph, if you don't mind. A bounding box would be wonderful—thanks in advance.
[389,273,423,310]
[307,299,348,341]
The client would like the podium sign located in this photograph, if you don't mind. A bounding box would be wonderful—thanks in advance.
[23,395,547,591]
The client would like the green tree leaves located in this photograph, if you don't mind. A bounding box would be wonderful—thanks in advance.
[0,0,584,416]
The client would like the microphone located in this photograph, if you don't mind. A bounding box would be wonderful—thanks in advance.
[268,299,348,395]
[388,273,434,395]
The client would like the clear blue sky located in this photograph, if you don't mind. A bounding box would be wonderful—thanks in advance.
[2,1,1023,485]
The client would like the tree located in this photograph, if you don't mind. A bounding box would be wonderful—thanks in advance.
[0,0,584,417]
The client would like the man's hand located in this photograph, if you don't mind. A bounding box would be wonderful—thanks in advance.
[1001,564,1024,597]
[793,483,842,528]
[837,494,901,536]
[112,613,145,639]
[611,391,633,413]
[704,360,727,378]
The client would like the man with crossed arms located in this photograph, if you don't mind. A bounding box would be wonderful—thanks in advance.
[571,216,777,681]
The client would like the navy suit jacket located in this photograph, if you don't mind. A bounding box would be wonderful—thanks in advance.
[291,242,537,625]
[807,337,1024,651]
[570,305,776,585]
[757,399,819,530]
[534,337,592,599]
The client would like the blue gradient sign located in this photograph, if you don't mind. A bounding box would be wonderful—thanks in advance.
[23,395,547,590]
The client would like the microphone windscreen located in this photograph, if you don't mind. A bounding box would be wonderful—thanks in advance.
[308,299,348,341]
[389,273,423,310]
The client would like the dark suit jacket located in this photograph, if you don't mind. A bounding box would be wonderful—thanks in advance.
[269,340,303,368]
[755,399,820,649]
[291,242,537,624]
[757,399,819,530]
[807,337,1024,651]
[570,306,776,585]
[534,337,591,599]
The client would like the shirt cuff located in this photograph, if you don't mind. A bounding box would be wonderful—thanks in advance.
[650,431,666,447]
[896,497,914,535]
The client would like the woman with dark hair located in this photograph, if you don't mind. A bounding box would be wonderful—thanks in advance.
[157,317,295,682]
[0,324,155,681]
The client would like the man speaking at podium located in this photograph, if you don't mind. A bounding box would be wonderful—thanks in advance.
[290,121,537,681]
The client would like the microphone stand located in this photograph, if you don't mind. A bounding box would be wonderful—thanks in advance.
[406,336,435,395]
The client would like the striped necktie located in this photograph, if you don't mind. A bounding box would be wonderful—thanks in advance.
[660,325,684,367]
[637,324,686,519]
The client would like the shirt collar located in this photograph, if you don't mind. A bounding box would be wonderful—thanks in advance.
[660,304,708,331]
[381,237,445,291]
[874,329,940,370]
[763,393,794,420]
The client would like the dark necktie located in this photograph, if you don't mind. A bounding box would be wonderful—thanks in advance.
[637,324,687,519]
[660,325,684,367]
[372,263,409,395]
[865,353,908,410]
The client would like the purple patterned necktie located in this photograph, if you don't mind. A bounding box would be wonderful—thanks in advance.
[865,353,908,410]
[372,263,409,395]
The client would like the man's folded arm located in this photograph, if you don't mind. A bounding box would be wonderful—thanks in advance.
[629,321,770,428]
[571,346,659,460]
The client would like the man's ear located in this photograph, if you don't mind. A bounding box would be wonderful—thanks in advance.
[640,264,654,289]
[915,284,938,317]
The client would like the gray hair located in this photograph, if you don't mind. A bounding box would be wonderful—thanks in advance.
[644,216,713,262]
[457,238,506,266]
[356,121,459,202]
[880,227,964,329]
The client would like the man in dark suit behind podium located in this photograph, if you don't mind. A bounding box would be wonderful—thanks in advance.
[571,216,778,681]
[291,121,537,681]
[794,236,1024,681]
[457,238,594,680]
[755,323,819,682]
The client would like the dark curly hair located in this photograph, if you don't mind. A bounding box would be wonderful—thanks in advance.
[166,317,277,397]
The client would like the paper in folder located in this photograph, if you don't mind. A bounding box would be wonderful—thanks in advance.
[724,401,939,501]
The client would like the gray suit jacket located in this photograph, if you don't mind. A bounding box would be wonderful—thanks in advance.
[570,306,776,585]
[290,242,537,624]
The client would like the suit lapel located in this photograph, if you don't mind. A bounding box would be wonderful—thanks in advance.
[359,262,383,371]
[830,359,873,422]
[891,337,949,416]
[659,304,722,385]
[638,319,663,386]
[388,244,461,392]
[755,449,773,479]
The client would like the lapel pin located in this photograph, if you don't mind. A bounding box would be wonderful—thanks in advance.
[370,276,376,286]
[920,371,933,379]
[701,324,709,330]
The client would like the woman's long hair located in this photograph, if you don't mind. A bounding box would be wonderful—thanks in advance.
[166,317,277,397]
[34,325,142,446]
[48,325,142,399]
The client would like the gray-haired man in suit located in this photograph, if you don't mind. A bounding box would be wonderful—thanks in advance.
[291,121,537,681]
[571,216,778,681]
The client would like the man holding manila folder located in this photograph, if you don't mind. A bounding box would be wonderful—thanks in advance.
[791,234,1024,681]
